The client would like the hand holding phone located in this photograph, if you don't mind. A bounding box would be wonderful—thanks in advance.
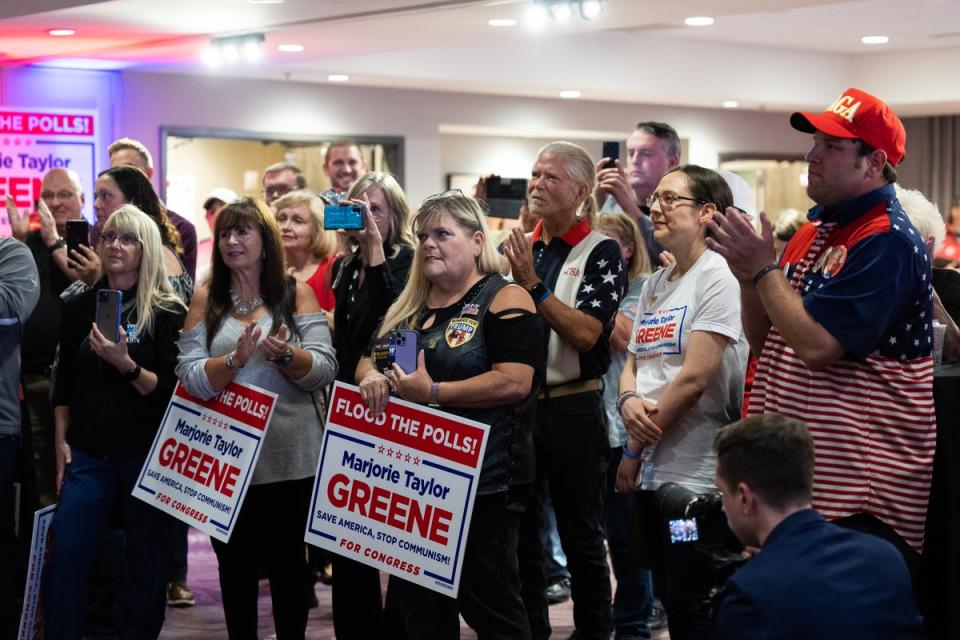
[66,219,90,256]
[388,330,418,374]
[602,141,620,169]
[95,289,123,343]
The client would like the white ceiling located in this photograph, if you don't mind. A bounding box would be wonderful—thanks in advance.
[2,0,959,116]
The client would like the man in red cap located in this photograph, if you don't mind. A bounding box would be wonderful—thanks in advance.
[705,88,935,580]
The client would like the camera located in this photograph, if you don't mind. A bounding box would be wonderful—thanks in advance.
[656,482,746,623]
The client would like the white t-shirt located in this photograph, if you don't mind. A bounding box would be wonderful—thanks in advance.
[627,249,748,493]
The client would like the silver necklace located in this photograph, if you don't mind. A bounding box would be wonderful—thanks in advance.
[230,289,263,315]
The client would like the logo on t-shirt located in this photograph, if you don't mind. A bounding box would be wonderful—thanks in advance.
[445,318,478,348]
[634,306,687,359]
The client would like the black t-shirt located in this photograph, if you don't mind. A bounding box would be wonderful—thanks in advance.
[22,230,72,374]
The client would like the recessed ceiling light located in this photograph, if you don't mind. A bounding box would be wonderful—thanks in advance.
[248,0,285,4]
[861,35,889,45]
[684,16,714,27]
[549,3,574,21]
[48,28,76,36]
[559,90,581,99]
[488,18,517,27]
[277,44,304,53]
[579,0,604,21]
[328,74,350,82]
[722,100,739,109]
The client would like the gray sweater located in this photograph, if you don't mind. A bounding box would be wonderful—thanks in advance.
[0,239,40,438]
[176,312,337,485]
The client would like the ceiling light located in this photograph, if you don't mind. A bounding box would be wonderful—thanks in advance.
[202,33,264,68]
[248,0,285,4]
[488,19,517,27]
[579,0,604,20]
[722,100,739,108]
[861,35,889,45]
[549,3,573,21]
[684,16,714,26]
[48,28,76,36]
[560,89,581,99]
[328,74,350,82]
[525,4,549,29]
[277,44,304,53]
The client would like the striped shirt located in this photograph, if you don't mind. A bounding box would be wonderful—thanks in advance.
[749,184,935,552]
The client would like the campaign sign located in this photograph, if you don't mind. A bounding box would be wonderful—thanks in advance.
[306,382,489,597]
[133,381,277,542]
[18,505,55,640]
[0,108,98,235]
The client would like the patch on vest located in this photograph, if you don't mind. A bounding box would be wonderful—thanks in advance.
[812,245,848,279]
[445,318,478,348]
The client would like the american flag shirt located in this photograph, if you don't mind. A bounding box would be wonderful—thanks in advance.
[748,183,935,551]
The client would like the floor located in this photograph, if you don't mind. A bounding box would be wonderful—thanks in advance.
[159,529,669,639]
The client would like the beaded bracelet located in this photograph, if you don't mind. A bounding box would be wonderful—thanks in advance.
[616,391,640,417]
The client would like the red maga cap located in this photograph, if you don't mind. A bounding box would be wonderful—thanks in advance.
[790,87,906,166]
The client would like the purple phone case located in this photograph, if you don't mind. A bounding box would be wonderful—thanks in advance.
[394,330,418,374]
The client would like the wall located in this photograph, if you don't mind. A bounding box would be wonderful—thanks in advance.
[118,71,812,204]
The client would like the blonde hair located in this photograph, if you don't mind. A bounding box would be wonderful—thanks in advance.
[98,205,186,338]
[595,213,651,280]
[378,192,500,338]
[896,185,946,253]
[271,190,337,259]
[345,172,415,252]
[538,141,599,227]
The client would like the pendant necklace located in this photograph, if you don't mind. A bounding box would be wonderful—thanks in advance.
[230,289,263,315]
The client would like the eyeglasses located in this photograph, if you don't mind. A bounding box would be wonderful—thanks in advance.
[99,231,140,247]
[263,184,294,199]
[41,190,78,202]
[646,192,706,211]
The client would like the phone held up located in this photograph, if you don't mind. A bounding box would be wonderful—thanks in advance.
[388,330,418,374]
[602,140,620,169]
[323,203,366,231]
[66,219,90,256]
[95,289,123,343]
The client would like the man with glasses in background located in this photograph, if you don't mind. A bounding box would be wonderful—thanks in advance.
[5,168,82,508]
[262,161,308,206]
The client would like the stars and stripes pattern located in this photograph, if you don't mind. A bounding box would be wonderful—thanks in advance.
[576,254,624,317]
[750,206,935,552]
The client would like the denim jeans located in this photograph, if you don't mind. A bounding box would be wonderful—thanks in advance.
[519,390,612,640]
[42,448,174,640]
[605,447,653,639]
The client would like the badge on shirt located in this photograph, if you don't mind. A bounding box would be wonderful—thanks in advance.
[125,323,140,344]
[445,318,478,348]
[462,303,480,317]
[812,245,848,279]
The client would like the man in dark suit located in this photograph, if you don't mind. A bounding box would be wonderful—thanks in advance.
[712,414,926,639]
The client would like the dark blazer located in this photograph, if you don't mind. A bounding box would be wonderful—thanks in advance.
[713,509,926,640]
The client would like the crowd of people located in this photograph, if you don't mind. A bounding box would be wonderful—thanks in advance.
[0,85,949,640]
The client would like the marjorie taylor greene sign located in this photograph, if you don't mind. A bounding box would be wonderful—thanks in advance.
[133,382,277,542]
[306,382,489,597]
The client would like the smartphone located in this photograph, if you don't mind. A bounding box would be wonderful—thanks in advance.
[602,141,620,169]
[95,289,123,343]
[323,203,366,230]
[66,219,90,255]
[485,176,528,219]
[388,330,418,374]
[668,517,700,544]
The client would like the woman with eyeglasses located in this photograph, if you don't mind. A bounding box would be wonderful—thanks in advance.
[176,197,337,639]
[326,172,415,639]
[355,191,544,639]
[66,165,192,304]
[614,165,749,640]
[42,205,188,639]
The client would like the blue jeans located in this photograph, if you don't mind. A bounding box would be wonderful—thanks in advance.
[42,448,174,640]
[605,447,653,639]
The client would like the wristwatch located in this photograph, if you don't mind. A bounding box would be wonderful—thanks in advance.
[528,281,550,304]
[275,347,295,367]
[120,362,142,382]
[47,237,66,252]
